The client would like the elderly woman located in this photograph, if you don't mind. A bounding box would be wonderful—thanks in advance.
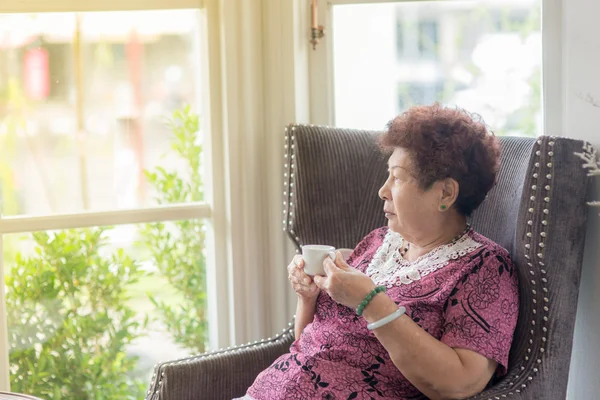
[241,104,519,400]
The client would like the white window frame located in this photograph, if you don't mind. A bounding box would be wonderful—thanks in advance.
[0,0,235,392]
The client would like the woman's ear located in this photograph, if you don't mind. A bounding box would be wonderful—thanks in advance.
[439,178,460,209]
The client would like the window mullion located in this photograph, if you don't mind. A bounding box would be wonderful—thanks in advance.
[0,203,211,234]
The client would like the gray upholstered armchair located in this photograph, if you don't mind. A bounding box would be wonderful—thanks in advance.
[146,125,590,400]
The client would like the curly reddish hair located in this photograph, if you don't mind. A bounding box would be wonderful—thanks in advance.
[379,103,500,216]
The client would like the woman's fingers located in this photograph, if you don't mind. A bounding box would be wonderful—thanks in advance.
[292,282,318,293]
[290,276,306,285]
[287,255,304,274]
[291,272,312,287]
[293,269,311,285]
[287,256,311,284]
[288,256,316,294]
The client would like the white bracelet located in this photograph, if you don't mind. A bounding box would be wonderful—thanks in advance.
[367,307,406,330]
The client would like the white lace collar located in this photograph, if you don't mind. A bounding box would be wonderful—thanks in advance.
[366,229,483,288]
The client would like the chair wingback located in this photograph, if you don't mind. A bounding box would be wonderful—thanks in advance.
[284,125,590,399]
[476,136,589,399]
[283,125,387,249]
[470,136,535,254]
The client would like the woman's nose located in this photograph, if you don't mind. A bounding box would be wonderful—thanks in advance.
[378,181,390,201]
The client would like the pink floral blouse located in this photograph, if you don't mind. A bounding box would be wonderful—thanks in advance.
[245,227,519,400]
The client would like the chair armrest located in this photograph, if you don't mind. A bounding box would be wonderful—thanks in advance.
[146,329,294,400]
[465,368,523,400]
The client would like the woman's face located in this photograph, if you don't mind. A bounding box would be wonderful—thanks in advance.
[378,147,441,235]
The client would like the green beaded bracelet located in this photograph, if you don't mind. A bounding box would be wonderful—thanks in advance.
[356,285,387,316]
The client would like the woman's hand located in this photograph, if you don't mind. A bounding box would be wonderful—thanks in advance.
[287,255,321,301]
[313,252,377,310]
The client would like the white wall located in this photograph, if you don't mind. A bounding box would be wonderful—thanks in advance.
[561,0,600,397]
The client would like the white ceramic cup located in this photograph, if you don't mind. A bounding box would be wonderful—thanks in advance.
[302,245,336,276]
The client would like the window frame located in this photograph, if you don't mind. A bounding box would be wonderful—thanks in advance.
[0,0,232,392]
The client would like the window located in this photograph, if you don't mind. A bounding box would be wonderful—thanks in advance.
[396,19,404,56]
[397,82,445,110]
[5,220,206,397]
[418,20,438,59]
[319,0,542,136]
[0,10,205,216]
[0,4,229,397]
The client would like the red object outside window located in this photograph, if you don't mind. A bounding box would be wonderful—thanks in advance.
[23,48,50,100]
